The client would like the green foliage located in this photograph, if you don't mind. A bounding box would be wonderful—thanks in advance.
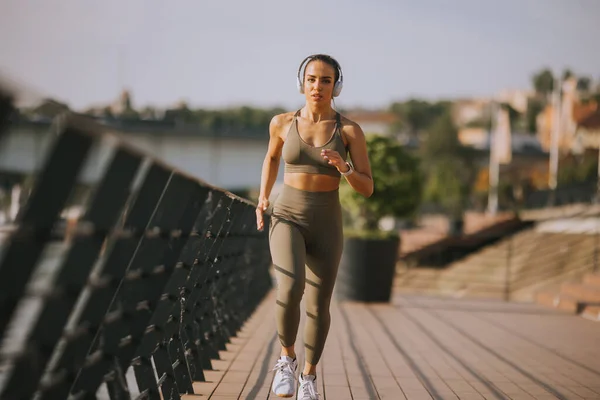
[388,99,452,135]
[558,154,598,185]
[577,76,592,92]
[464,118,489,129]
[139,105,285,135]
[339,134,422,231]
[422,157,473,217]
[526,97,545,134]
[420,111,476,217]
[532,68,555,98]
[502,103,525,132]
[420,111,461,156]
[562,69,574,81]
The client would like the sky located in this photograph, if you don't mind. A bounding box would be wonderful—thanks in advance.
[1,0,599,111]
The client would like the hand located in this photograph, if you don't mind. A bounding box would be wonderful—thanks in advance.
[321,149,349,173]
[256,197,269,231]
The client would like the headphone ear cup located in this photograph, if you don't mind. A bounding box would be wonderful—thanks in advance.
[333,81,343,97]
[297,76,304,94]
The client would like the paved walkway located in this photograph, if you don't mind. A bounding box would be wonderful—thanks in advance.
[185,291,600,400]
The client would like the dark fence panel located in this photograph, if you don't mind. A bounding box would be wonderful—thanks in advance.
[524,180,597,209]
[0,106,272,400]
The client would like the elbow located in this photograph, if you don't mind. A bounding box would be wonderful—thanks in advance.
[363,182,374,198]
[264,155,279,166]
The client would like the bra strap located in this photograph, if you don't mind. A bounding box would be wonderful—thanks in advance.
[335,112,347,148]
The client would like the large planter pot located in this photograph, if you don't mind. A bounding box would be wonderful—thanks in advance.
[334,235,400,303]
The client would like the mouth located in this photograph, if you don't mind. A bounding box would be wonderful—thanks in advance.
[311,94,323,101]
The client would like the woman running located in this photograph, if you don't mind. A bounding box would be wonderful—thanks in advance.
[256,54,373,399]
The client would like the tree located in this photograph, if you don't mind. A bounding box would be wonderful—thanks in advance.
[420,111,476,220]
[164,101,194,124]
[389,99,452,136]
[525,97,545,134]
[532,68,555,99]
[577,76,592,93]
[502,103,524,132]
[423,158,472,217]
[562,68,574,81]
[101,106,114,119]
[420,111,461,157]
[140,106,158,120]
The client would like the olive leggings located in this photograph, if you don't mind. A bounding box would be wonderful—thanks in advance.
[269,184,343,365]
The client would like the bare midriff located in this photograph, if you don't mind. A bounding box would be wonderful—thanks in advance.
[284,173,340,192]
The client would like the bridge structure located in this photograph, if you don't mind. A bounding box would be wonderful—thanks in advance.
[0,89,599,400]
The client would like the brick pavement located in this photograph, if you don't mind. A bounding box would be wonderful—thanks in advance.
[183,292,600,400]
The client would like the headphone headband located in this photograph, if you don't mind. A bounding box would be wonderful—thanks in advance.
[296,54,344,97]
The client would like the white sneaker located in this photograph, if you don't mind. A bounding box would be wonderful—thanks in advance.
[271,356,298,397]
[297,374,319,400]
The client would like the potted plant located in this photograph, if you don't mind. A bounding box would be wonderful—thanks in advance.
[335,134,422,303]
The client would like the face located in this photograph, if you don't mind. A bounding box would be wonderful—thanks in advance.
[303,60,337,104]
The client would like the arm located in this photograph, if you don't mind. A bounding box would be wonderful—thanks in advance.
[342,123,374,197]
[256,114,285,230]
[322,122,373,197]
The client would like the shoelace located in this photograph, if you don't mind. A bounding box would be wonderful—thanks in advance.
[299,378,319,399]
[272,359,296,381]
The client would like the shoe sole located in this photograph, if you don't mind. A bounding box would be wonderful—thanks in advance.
[274,394,294,398]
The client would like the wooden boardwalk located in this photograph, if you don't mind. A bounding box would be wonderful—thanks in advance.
[187,291,600,400]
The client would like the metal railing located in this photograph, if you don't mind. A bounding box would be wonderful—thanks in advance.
[0,104,272,399]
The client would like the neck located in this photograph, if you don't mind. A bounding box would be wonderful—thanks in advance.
[302,102,335,123]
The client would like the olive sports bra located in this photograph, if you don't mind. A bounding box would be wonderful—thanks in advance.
[282,110,348,178]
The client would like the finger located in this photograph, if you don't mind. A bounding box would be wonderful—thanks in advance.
[322,155,341,162]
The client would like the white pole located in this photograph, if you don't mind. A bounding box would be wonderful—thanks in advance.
[548,75,562,193]
[488,101,499,215]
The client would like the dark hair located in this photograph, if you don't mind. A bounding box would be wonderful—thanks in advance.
[303,54,341,82]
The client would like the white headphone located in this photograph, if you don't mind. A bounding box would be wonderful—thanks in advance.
[296,54,344,97]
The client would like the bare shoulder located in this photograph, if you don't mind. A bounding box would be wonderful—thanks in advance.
[339,114,365,141]
[269,111,296,138]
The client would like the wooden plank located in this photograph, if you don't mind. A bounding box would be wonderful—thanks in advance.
[191,291,275,398]
[182,288,600,400]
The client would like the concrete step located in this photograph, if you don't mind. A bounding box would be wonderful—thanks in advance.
[560,283,600,303]
[535,291,580,313]
[583,273,600,288]
[511,265,593,302]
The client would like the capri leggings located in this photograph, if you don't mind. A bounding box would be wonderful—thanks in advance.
[269,184,343,365]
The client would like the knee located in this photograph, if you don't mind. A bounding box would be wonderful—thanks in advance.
[277,280,304,307]
[305,296,331,321]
